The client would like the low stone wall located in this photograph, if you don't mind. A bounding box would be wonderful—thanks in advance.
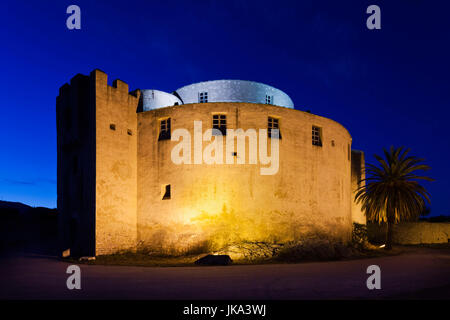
[367,222,450,244]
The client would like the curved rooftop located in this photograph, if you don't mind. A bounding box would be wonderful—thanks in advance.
[141,89,182,111]
[141,79,294,111]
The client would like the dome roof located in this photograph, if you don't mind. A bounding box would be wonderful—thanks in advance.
[141,80,294,111]
[141,89,182,111]
[174,80,294,108]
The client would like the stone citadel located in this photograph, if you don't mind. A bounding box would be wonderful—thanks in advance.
[57,69,365,256]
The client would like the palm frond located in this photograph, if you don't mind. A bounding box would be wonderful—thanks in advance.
[355,146,433,224]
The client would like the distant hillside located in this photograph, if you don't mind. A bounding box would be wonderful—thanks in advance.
[0,200,58,256]
[0,200,31,213]
[0,200,56,215]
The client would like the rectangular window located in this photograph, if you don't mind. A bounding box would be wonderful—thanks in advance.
[110,124,116,131]
[158,118,171,141]
[268,116,281,139]
[162,184,171,200]
[212,114,227,135]
[312,126,322,147]
[199,92,208,103]
[265,95,273,104]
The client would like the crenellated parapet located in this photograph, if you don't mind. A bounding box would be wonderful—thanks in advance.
[89,69,141,102]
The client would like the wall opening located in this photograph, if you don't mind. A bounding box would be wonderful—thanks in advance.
[158,118,171,141]
[212,114,227,135]
[268,116,281,139]
[162,184,171,200]
[199,91,208,103]
[312,125,322,147]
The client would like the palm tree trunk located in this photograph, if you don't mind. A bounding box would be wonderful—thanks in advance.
[385,221,393,250]
[385,204,394,250]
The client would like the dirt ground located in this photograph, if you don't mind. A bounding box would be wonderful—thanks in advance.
[1,246,449,299]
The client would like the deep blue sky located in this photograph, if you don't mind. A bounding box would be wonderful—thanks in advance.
[0,0,449,215]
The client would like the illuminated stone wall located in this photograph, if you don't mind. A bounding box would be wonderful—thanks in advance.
[351,150,366,224]
[137,102,354,254]
[93,70,139,255]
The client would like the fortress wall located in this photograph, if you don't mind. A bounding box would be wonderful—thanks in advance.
[57,74,96,257]
[91,70,139,255]
[351,150,366,224]
[368,222,450,244]
[137,103,353,253]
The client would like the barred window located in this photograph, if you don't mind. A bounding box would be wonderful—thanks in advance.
[268,116,281,139]
[312,126,322,147]
[212,114,227,135]
[158,118,171,141]
[265,95,273,104]
[199,92,208,103]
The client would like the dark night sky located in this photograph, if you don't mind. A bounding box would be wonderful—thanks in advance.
[0,0,449,215]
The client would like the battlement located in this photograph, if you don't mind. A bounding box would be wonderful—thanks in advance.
[58,70,141,101]
[89,69,141,101]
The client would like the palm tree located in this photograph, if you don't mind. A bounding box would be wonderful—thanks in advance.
[355,146,433,250]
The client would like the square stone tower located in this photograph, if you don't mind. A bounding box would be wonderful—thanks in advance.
[57,70,140,256]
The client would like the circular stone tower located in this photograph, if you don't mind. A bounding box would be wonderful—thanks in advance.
[136,80,353,254]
